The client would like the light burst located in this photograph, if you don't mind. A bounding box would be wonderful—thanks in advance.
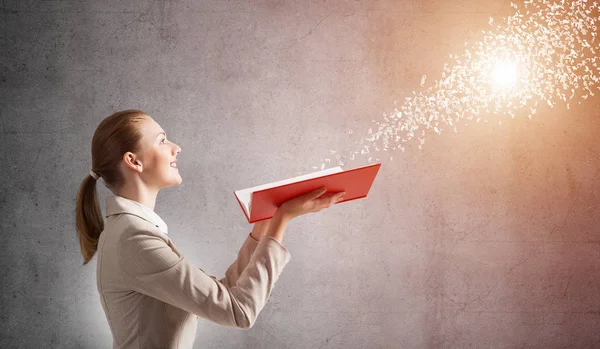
[316,0,600,169]
[492,59,518,86]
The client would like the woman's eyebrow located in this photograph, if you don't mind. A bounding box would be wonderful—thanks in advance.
[156,132,166,139]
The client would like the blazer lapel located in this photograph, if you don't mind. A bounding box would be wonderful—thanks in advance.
[105,195,156,223]
[105,195,172,242]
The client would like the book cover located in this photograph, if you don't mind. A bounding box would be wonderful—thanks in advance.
[233,163,382,223]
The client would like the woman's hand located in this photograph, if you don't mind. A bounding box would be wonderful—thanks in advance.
[250,218,272,240]
[279,187,345,219]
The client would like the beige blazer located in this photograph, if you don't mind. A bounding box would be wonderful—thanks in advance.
[96,195,291,349]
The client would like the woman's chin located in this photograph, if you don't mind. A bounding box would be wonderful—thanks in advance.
[164,173,182,188]
[173,173,182,184]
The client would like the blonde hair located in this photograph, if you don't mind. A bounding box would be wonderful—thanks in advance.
[75,110,148,265]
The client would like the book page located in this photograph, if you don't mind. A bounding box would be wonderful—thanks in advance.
[247,166,343,193]
[235,191,252,217]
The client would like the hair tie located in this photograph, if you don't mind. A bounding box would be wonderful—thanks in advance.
[89,170,99,180]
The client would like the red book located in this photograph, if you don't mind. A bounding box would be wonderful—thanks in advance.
[234,163,382,223]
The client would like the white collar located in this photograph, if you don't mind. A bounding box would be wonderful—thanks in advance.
[136,202,169,235]
[105,195,169,235]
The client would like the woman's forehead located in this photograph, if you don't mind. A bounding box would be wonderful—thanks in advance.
[143,118,164,136]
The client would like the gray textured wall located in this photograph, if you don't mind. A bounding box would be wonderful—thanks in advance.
[2,0,600,348]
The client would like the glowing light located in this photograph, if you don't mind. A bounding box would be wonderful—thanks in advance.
[492,60,518,87]
[315,0,600,169]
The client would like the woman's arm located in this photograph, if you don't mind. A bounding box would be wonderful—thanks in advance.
[118,228,291,329]
[217,218,274,288]
[250,218,271,241]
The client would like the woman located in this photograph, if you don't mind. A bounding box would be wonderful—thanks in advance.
[75,110,346,349]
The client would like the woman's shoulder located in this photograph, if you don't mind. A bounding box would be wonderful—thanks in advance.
[105,213,169,244]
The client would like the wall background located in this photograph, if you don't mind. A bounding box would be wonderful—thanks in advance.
[1,0,599,348]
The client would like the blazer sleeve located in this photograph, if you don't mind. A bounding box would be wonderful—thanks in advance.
[117,229,291,329]
[217,233,260,288]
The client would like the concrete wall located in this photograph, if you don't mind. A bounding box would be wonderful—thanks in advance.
[1,0,599,348]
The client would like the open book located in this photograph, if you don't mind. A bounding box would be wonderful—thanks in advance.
[234,163,382,223]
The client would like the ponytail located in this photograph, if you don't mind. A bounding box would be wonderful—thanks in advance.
[75,174,104,265]
[75,109,147,265]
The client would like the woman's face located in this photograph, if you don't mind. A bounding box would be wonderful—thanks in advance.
[136,117,182,189]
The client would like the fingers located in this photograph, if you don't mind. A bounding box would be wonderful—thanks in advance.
[309,187,327,199]
[307,188,346,212]
[332,192,346,200]
[320,192,346,209]
[310,187,345,199]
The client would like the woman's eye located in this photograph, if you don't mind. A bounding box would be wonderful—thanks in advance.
[162,138,167,144]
